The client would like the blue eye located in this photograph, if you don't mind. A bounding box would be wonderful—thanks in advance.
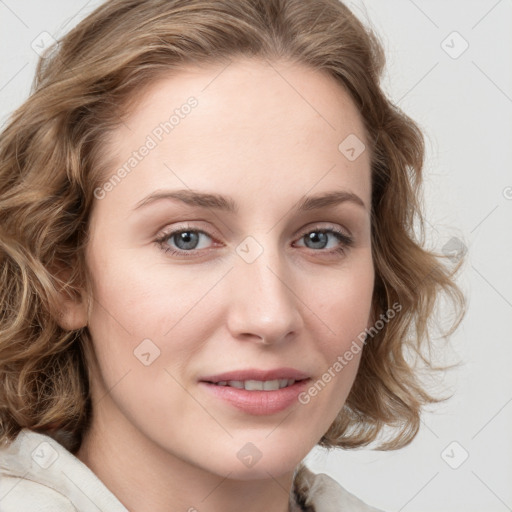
[155,225,353,257]
[157,229,213,254]
[297,229,353,252]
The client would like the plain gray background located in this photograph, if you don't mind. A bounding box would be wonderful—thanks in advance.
[0,1,511,511]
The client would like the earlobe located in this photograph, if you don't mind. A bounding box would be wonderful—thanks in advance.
[52,269,89,331]
[57,296,88,331]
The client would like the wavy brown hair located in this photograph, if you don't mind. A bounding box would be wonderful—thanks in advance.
[0,0,465,454]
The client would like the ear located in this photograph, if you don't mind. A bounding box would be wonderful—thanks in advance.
[52,268,89,331]
[57,294,88,331]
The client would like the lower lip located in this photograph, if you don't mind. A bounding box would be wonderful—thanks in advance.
[199,379,311,415]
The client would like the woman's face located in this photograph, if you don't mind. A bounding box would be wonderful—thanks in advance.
[81,58,374,479]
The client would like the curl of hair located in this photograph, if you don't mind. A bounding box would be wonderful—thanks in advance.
[0,0,465,453]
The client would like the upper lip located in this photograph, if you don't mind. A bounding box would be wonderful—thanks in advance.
[200,367,310,383]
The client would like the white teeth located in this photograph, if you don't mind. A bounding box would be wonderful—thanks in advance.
[263,380,279,391]
[215,379,296,390]
[278,379,288,389]
[244,380,264,391]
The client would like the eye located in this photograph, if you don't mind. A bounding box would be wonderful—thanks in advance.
[156,227,215,256]
[294,226,353,254]
[155,224,354,258]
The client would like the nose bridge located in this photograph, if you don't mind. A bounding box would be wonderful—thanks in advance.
[227,236,302,343]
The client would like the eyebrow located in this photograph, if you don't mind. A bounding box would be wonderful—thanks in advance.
[133,189,367,213]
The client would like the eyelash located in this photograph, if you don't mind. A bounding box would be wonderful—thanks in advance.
[154,223,354,258]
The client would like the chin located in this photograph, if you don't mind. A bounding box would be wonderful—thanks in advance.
[220,458,299,481]
[214,440,309,481]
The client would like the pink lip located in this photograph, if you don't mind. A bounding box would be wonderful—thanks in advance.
[200,367,310,383]
[198,367,311,415]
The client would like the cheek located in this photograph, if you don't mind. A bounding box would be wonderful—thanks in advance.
[312,260,374,349]
[304,258,373,402]
[85,250,218,340]
[83,248,231,397]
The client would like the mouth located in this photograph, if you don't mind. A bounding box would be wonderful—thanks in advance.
[198,368,312,415]
[199,367,310,389]
[205,378,305,391]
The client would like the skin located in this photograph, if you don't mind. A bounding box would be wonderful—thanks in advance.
[64,58,375,512]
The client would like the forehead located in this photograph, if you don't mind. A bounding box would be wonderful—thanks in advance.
[97,58,371,214]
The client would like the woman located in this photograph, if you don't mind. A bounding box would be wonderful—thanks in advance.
[0,0,465,510]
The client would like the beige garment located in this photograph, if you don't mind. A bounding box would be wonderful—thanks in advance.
[0,429,384,511]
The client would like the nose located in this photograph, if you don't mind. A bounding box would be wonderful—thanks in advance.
[226,243,304,345]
